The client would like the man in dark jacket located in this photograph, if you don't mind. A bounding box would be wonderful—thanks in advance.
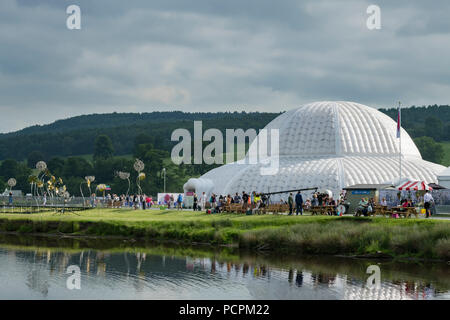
[295,191,303,216]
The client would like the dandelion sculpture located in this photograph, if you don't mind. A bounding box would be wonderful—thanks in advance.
[133,159,145,195]
[7,178,16,190]
[36,161,47,172]
[31,161,48,197]
[80,175,95,204]
[28,175,38,196]
[117,171,131,196]
[96,183,107,198]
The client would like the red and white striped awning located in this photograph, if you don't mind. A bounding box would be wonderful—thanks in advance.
[397,180,433,191]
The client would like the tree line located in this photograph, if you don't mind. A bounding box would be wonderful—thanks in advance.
[1,106,449,195]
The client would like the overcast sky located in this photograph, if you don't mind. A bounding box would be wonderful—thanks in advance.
[1,0,449,133]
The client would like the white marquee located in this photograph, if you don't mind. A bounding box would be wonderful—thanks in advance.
[184,101,445,199]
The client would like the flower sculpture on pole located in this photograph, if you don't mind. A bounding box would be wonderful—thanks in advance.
[7,178,16,190]
[80,175,95,203]
[34,161,48,196]
[96,184,107,198]
[36,161,47,172]
[133,159,145,195]
[28,175,38,196]
[117,171,131,196]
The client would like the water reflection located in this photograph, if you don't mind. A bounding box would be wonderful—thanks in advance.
[0,235,448,300]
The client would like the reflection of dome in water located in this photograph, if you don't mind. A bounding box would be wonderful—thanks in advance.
[184,101,445,197]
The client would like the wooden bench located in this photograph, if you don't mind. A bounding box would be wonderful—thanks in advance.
[310,206,327,215]
[391,206,418,218]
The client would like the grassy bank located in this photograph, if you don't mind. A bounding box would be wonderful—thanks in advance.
[0,209,448,260]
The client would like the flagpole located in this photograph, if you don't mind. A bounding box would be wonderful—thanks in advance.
[398,101,402,183]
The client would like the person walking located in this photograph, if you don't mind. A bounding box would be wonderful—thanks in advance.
[142,195,146,210]
[8,192,13,206]
[424,190,434,218]
[193,193,198,211]
[295,191,303,216]
[200,192,206,211]
[177,193,183,210]
[288,193,294,215]
[242,192,249,211]
[169,194,174,209]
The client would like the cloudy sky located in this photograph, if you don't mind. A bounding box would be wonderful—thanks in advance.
[1,0,449,132]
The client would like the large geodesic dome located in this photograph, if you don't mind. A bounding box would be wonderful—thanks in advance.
[184,101,445,199]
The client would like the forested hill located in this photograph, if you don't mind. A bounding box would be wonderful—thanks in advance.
[1,111,281,137]
[0,105,449,161]
[0,111,281,160]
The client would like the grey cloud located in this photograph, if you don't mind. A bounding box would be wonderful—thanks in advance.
[0,0,449,133]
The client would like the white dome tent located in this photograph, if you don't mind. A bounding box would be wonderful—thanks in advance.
[184,101,445,200]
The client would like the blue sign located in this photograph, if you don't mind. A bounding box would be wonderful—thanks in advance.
[351,190,371,195]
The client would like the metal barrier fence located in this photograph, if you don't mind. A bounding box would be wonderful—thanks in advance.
[0,195,107,209]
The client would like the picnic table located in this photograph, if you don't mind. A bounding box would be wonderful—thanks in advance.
[373,205,390,217]
[390,206,419,218]
[310,205,336,215]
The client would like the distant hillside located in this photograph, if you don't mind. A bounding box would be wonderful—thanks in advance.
[0,105,448,162]
[0,111,281,160]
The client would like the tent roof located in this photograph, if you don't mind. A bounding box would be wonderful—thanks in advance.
[429,183,446,189]
[344,184,394,190]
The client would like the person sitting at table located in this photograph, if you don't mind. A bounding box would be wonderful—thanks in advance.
[304,199,311,210]
[311,193,319,207]
[367,198,375,215]
[380,197,387,207]
[356,197,368,216]
[327,197,336,215]
[401,199,408,208]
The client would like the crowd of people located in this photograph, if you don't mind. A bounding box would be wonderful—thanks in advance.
[68,187,438,219]
[190,191,269,213]
[355,190,435,218]
[186,190,351,216]
[90,193,156,210]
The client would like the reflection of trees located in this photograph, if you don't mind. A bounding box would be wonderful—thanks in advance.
[1,236,447,300]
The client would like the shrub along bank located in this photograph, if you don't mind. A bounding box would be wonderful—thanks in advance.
[0,210,448,261]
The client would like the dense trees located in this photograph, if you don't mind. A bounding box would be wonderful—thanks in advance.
[0,112,280,160]
[413,137,444,164]
[0,159,31,193]
[424,117,444,142]
[27,150,46,168]
[93,135,114,160]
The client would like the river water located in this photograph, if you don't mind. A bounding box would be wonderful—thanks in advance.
[0,234,448,300]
